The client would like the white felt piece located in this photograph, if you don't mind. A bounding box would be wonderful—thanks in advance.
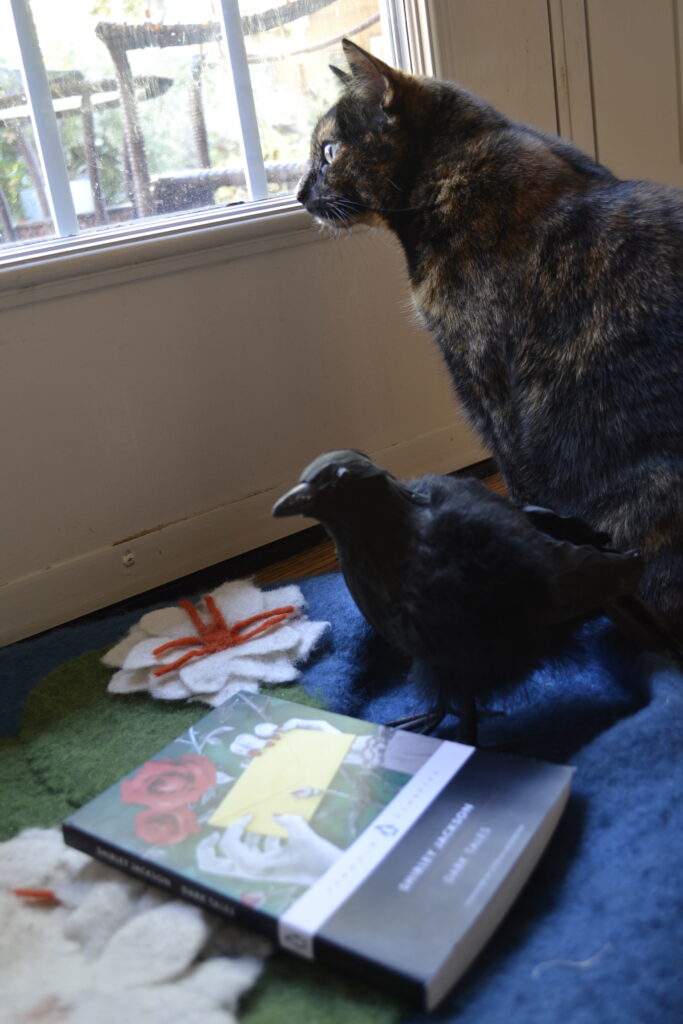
[205,681,260,707]
[263,583,306,610]
[0,890,75,971]
[93,900,209,986]
[121,636,172,670]
[107,667,151,694]
[101,627,148,666]
[63,880,136,959]
[139,605,197,639]
[232,624,302,657]
[292,618,330,661]
[179,649,235,693]
[65,985,239,1024]
[179,956,263,1008]
[0,828,90,889]
[3,982,239,1024]
[0,830,264,1024]
[149,675,192,700]
[212,579,266,621]
[0,910,93,1021]
[226,654,300,684]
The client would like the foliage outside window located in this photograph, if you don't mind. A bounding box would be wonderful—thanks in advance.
[0,0,396,251]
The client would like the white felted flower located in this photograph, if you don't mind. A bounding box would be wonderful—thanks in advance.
[104,578,329,706]
[0,829,264,1024]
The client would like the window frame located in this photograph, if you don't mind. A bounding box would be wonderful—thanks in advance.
[0,0,435,306]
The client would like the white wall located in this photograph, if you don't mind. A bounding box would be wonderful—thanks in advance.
[0,218,485,643]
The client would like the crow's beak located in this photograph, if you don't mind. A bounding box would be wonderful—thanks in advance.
[272,482,315,518]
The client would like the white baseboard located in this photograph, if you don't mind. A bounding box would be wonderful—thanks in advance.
[1,427,488,646]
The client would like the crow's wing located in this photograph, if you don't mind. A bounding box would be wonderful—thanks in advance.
[523,504,642,617]
[538,533,644,622]
[524,506,682,658]
[522,504,614,548]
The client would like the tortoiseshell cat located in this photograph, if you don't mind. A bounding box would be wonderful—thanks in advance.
[297,39,683,643]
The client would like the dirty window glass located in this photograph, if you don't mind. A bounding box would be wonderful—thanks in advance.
[0,0,397,250]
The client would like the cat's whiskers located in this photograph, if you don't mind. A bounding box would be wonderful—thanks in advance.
[337,194,425,217]
[347,192,426,216]
[383,174,403,192]
[316,217,345,239]
[318,195,366,232]
[378,205,423,214]
[360,200,424,216]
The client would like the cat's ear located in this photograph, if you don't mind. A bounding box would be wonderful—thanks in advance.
[329,65,352,86]
[341,37,401,108]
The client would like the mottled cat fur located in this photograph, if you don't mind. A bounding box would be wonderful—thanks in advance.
[297,39,683,642]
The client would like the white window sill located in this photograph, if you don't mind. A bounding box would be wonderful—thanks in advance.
[0,196,322,311]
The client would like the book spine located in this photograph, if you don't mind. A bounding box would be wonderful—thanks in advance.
[62,821,427,1005]
[61,822,279,943]
[314,934,428,1007]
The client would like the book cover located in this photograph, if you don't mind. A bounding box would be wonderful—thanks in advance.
[63,691,573,1009]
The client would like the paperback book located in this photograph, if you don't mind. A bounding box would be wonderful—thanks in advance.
[63,690,573,1009]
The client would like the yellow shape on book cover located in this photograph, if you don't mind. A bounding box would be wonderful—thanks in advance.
[209,728,356,837]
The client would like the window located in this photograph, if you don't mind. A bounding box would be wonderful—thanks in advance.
[0,0,415,256]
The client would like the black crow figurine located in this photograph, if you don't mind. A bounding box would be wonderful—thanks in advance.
[273,450,679,745]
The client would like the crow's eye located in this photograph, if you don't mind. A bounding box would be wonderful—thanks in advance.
[322,141,338,165]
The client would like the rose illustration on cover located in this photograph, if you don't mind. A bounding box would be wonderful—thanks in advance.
[121,754,216,845]
[134,805,203,845]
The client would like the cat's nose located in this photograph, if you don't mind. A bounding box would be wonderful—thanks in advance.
[296,169,312,204]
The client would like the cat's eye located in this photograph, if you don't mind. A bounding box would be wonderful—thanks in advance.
[323,142,338,165]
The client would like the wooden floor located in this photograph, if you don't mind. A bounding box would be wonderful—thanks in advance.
[253,472,505,585]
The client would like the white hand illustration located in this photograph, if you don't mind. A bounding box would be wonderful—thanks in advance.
[196,814,341,886]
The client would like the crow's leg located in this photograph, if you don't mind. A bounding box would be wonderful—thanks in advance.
[387,708,446,734]
[457,692,478,746]
[388,661,452,734]
[388,703,500,746]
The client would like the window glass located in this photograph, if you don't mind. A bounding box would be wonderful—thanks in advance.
[0,0,394,250]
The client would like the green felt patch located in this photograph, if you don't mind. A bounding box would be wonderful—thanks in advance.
[1,649,404,1024]
[19,648,204,809]
[242,953,406,1024]
[0,735,73,839]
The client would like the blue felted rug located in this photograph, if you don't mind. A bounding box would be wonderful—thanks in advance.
[299,575,683,1024]
[2,569,682,1023]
